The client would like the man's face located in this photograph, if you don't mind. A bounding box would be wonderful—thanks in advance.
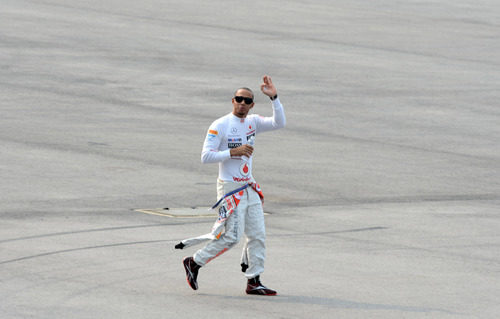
[232,89,254,118]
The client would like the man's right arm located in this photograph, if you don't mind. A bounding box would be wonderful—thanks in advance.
[201,126,231,164]
[201,124,254,163]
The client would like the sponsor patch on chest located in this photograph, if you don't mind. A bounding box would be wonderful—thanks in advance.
[228,137,242,148]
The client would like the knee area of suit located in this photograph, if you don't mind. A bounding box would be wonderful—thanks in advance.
[246,232,266,241]
[222,234,241,247]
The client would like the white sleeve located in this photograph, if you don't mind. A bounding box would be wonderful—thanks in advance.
[255,97,286,133]
[201,123,231,163]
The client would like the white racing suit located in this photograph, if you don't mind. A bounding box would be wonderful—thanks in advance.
[192,180,265,279]
[190,97,285,279]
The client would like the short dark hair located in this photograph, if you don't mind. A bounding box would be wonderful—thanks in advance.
[234,87,254,98]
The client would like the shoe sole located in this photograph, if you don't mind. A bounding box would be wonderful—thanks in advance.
[246,290,277,296]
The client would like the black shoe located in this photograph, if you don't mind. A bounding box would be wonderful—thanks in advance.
[183,257,200,290]
[246,276,277,296]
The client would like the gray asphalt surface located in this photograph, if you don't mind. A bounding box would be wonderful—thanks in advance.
[1,0,500,318]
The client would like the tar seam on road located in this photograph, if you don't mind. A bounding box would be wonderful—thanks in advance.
[0,240,173,265]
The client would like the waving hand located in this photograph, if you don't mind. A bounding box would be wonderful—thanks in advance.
[260,75,277,97]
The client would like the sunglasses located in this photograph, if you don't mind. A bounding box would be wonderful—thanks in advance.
[234,96,253,104]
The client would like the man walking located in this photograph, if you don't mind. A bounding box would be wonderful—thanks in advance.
[181,75,285,295]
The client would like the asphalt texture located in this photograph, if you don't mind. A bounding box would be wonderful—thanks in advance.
[1,0,500,318]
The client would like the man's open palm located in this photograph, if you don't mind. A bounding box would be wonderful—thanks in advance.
[260,75,277,97]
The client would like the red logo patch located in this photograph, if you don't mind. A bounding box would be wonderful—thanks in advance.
[239,162,250,176]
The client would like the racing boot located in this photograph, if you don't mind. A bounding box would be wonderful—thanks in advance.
[246,275,277,296]
[183,257,201,290]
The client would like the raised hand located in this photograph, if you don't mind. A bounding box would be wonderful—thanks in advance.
[260,75,277,97]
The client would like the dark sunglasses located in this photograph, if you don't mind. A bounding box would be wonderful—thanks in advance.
[234,96,253,104]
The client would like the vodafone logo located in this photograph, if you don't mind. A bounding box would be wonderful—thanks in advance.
[239,162,250,176]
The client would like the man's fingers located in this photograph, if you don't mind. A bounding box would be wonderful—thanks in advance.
[245,145,254,155]
[262,75,272,85]
[242,145,253,156]
[261,75,276,97]
[233,145,253,157]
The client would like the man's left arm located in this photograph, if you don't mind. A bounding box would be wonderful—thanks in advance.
[256,75,286,132]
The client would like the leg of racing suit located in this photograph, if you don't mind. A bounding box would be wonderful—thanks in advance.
[193,181,248,266]
[193,180,266,279]
[234,181,266,279]
[243,200,266,279]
